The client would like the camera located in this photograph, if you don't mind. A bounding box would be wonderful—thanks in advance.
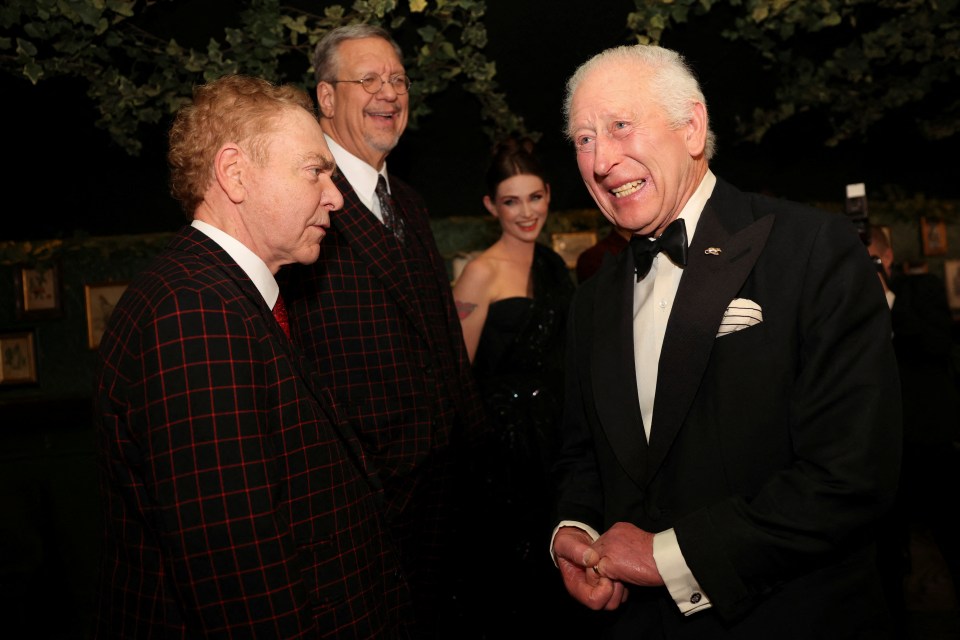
[845,182,870,246]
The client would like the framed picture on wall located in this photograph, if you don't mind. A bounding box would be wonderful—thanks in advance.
[944,260,960,310]
[0,331,38,385]
[14,263,62,320]
[551,231,598,269]
[920,216,948,257]
[85,282,129,349]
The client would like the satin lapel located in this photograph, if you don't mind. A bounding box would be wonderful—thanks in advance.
[645,195,774,484]
[592,246,648,486]
[329,173,428,344]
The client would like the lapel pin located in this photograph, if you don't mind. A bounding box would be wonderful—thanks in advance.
[705,247,722,255]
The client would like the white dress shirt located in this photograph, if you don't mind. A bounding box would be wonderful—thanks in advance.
[641,170,715,615]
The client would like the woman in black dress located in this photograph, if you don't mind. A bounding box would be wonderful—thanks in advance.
[452,138,582,637]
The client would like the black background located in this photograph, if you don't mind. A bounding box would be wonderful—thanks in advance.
[6,1,954,241]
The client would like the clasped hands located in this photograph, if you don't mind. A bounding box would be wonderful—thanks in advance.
[554,522,665,611]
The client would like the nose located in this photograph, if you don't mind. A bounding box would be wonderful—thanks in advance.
[592,133,618,177]
[322,178,344,218]
[376,78,399,100]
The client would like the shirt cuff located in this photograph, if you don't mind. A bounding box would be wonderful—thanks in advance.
[549,520,601,566]
[653,528,712,615]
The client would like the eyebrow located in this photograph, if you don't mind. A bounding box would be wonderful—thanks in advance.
[319,155,336,172]
[303,152,336,172]
[499,188,545,200]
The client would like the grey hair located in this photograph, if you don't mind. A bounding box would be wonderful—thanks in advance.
[312,24,404,85]
[563,44,716,160]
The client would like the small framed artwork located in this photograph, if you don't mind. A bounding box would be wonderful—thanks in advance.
[0,331,38,385]
[920,216,948,257]
[85,282,129,349]
[14,263,62,320]
[944,260,960,310]
[552,231,598,269]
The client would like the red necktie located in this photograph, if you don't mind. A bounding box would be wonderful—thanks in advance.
[273,294,290,338]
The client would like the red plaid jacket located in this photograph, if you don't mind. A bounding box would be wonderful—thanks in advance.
[93,227,411,639]
[280,172,487,609]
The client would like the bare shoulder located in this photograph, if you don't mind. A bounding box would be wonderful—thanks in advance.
[457,251,504,297]
[461,252,498,280]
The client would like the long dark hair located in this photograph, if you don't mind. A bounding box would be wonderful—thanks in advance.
[485,137,548,198]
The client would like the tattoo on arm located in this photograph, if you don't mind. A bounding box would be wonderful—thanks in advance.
[455,299,477,320]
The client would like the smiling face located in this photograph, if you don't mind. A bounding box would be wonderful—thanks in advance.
[316,37,409,170]
[242,107,343,271]
[484,173,551,243]
[568,58,707,236]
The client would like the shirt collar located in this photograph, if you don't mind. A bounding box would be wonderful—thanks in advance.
[190,219,279,308]
[676,169,716,244]
[324,134,389,211]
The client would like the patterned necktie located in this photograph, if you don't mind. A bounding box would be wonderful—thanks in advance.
[630,218,688,282]
[273,294,290,339]
[376,175,405,242]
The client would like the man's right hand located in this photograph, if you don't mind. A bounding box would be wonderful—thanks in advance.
[584,522,664,587]
[553,526,628,610]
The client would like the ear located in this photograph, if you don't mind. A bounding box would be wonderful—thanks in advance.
[316,82,336,119]
[684,101,708,158]
[544,183,552,207]
[215,143,245,204]
[482,194,498,217]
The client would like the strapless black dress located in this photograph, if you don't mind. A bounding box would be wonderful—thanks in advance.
[458,243,582,636]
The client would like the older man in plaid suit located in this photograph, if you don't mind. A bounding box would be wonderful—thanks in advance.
[280,25,487,638]
[93,74,411,639]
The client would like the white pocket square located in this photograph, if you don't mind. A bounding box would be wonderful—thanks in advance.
[717,298,763,337]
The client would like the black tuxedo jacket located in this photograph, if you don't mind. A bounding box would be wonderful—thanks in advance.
[94,227,410,639]
[555,179,902,637]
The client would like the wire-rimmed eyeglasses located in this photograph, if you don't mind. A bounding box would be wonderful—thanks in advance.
[330,74,411,95]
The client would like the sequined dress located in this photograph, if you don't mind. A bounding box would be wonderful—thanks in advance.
[463,242,577,635]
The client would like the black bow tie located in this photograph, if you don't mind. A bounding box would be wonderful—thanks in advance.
[630,218,688,282]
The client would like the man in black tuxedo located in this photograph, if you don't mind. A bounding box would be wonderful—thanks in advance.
[550,44,903,637]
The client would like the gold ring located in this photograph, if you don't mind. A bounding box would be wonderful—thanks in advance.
[592,564,601,576]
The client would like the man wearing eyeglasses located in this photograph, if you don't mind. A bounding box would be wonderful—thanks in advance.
[279,24,486,639]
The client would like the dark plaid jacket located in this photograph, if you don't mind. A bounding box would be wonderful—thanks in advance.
[93,227,410,639]
[280,172,487,603]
